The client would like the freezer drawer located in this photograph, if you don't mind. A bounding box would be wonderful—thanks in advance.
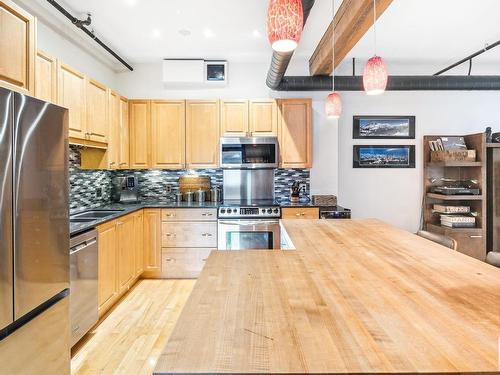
[0,297,70,375]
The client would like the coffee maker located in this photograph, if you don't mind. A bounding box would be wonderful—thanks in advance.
[112,175,139,203]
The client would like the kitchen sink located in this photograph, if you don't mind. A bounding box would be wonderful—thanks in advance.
[70,217,98,223]
[70,209,124,220]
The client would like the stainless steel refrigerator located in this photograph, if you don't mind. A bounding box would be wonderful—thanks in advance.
[0,87,70,374]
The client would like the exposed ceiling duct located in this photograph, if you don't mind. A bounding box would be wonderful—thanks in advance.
[266,0,500,91]
[266,0,316,90]
[275,75,500,91]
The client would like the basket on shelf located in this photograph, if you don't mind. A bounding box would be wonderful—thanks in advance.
[311,195,337,206]
[430,150,476,162]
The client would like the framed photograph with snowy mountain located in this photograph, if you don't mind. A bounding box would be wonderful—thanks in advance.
[353,116,415,139]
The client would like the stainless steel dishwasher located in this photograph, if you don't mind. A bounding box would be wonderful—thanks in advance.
[70,229,98,347]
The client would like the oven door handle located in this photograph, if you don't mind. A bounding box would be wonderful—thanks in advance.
[218,220,279,226]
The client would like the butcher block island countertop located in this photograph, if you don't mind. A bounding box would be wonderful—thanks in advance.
[154,219,500,374]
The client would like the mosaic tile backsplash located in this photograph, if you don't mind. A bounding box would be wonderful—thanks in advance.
[69,146,310,211]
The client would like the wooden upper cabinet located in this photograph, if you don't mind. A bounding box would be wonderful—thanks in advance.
[151,100,186,169]
[0,0,35,95]
[57,62,87,143]
[35,50,57,103]
[119,96,130,169]
[220,100,248,137]
[107,91,120,169]
[278,99,312,168]
[86,78,108,145]
[186,100,220,169]
[129,100,151,169]
[250,99,278,137]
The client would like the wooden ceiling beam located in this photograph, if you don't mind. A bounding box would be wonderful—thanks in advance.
[309,0,393,76]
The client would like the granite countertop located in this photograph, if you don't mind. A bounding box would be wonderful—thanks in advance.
[69,199,322,236]
[69,201,220,236]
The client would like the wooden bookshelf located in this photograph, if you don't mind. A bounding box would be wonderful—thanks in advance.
[423,133,486,261]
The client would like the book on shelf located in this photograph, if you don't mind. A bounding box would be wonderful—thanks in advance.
[440,215,476,223]
[440,222,476,228]
[433,204,470,214]
[439,136,467,150]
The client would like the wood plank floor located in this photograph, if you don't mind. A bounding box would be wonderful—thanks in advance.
[71,279,195,375]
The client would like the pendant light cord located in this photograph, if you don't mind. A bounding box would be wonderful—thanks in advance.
[373,0,377,56]
[332,0,335,91]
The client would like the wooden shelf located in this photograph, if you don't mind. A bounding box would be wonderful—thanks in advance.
[427,223,483,234]
[486,143,500,148]
[426,193,483,201]
[427,161,482,167]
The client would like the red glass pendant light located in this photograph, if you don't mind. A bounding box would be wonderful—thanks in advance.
[267,0,304,53]
[325,0,342,119]
[363,55,388,95]
[363,0,388,95]
[325,92,342,119]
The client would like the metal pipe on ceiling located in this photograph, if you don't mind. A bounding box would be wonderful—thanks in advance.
[266,0,316,89]
[434,39,500,76]
[275,75,500,91]
[46,0,133,71]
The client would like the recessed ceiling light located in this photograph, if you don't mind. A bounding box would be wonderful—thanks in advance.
[203,28,215,38]
[178,29,191,37]
[176,9,181,15]
[252,29,261,38]
[151,28,161,39]
[124,0,137,6]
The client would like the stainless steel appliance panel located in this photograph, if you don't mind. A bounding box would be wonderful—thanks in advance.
[70,229,98,347]
[0,297,70,375]
[218,220,281,250]
[223,169,274,201]
[13,93,69,319]
[0,88,13,330]
[220,137,279,169]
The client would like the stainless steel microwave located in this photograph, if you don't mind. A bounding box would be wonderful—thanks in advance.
[220,137,279,169]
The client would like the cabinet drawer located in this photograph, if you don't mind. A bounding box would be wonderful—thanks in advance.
[448,232,485,261]
[161,208,217,222]
[162,222,217,247]
[282,207,319,219]
[161,248,213,279]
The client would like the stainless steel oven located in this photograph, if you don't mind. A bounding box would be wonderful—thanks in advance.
[220,137,279,169]
[218,219,281,250]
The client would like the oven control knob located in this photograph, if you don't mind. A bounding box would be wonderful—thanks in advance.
[261,209,265,213]
[220,208,226,214]
[267,208,272,214]
[273,208,279,214]
[232,209,237,213]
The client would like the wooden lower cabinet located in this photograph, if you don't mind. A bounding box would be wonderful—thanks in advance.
[161,248,213,279]
[116,214,135,293]
[143,208,162,277]
[97,211,145,317]
[133,210,144,276]
[282,207,319,219]
[97,221,118,316]
[161,222,217,248]
[427,225,486,261]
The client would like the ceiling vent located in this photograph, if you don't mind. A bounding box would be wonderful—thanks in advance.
[162,59,227,87]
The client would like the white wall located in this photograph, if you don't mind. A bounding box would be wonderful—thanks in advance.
[36,21,117,89]
[338,91,500,232]
[116,60,339,196]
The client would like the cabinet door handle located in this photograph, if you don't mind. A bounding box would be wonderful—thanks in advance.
[119,162,127,165]
[109,162,116,166]
[295,212,305,217]
[469,235,483,238]
[165,257,174,262]
[201,233,213,237]
[201,213,213,217]
[165,233,176,237]
[165,213,176,217]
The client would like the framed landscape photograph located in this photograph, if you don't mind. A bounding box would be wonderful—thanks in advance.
[353,145,416,168]
[353,116,416,139]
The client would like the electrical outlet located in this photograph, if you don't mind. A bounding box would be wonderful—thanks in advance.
[166,184,172,194]
[95,187,102,198]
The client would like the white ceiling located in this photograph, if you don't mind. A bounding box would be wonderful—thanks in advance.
[36,0,500,74]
